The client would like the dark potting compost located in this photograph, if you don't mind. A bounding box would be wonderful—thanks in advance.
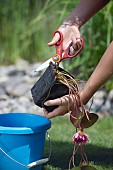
[31,62,74,112]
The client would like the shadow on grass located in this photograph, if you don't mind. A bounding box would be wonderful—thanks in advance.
[44,140,113,169]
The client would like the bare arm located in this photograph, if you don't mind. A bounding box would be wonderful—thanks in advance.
[64,0,110,28]
[80,41,113,105]
[44,41,113,119]
[48,0,110,51]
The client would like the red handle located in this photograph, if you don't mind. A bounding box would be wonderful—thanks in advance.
[61,37,84,61]
[53,30,63,46]
[52,30,63,63]
[52,30,84,63]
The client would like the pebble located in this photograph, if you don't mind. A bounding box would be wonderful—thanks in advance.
[8,83,31,97]
[94,90,107,100]
[108,89,113,101]
[0,59,112,116]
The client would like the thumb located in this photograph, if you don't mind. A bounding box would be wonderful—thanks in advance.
[48,32,60,46]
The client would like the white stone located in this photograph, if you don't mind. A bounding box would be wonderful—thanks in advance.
[108,90,113,101]
[105,100,111,111]
[94,90,107,99]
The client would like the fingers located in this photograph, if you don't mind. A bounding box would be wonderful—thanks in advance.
[44,96,69,106]
[72,36,81,49]
[43,96,70,119]
[44,98,62,106]
[44,108,60,119]
[44,106,67,119]
[43,95,77,119]
[48,33,60,46]
[69,36,82,55]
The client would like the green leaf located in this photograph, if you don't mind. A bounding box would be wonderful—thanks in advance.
[71,165,97,170]
[81,165,97,170]
[71,167,81,170]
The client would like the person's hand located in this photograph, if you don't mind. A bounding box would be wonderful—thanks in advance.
[43,94,79,119]
[45,24,81,119]
[48,24,81,54]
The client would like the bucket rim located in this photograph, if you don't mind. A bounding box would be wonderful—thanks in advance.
[0,113,51,134]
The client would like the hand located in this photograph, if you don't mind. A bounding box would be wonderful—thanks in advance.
[43,94,79,119]
[48,24,81,54]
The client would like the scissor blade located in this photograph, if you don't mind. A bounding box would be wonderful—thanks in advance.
[35,58,53,72]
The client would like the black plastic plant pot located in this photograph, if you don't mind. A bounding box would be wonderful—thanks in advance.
[31,62,73,112]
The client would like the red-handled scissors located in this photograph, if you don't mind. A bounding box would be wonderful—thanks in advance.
[35,30,84,72]
[52,30,84,64]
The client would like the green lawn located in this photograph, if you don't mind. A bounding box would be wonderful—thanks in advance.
[43,115,113,170]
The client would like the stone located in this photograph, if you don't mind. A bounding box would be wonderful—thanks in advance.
[0,65,14,76]
[0,87,6,95]
[8,83,32,97]
[24,75,38,84]
[18,96,30,104]
[8,69,25,76]
[0,94,8,100]
[26,62,44,77]
[86,97,105,113]
[108,90,113,101]
[94,90,107,99]
[25,90,33,101]
[0,101,9,110]
[15,59,30,72]
[12,104,28,113]
[94,98,104,106]
[5,76,25,95]
[105,99,111,111]
[0,75,9,83]
[28,104,43,115]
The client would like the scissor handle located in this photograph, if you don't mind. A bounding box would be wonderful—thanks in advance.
[52,30,63,63]
[52,30,84,63]
[62,37,84,61]
[53,30,63,46]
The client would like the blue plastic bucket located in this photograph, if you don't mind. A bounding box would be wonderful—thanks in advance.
[0,113,51,170]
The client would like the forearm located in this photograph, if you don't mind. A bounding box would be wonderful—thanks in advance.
[80,41,113,105]
[63,0,110,28]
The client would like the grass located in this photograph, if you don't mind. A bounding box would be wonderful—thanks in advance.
[43,115,113,170]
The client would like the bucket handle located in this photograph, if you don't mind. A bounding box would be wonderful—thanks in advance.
[27,132,52,168]
[0,131,52,169]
